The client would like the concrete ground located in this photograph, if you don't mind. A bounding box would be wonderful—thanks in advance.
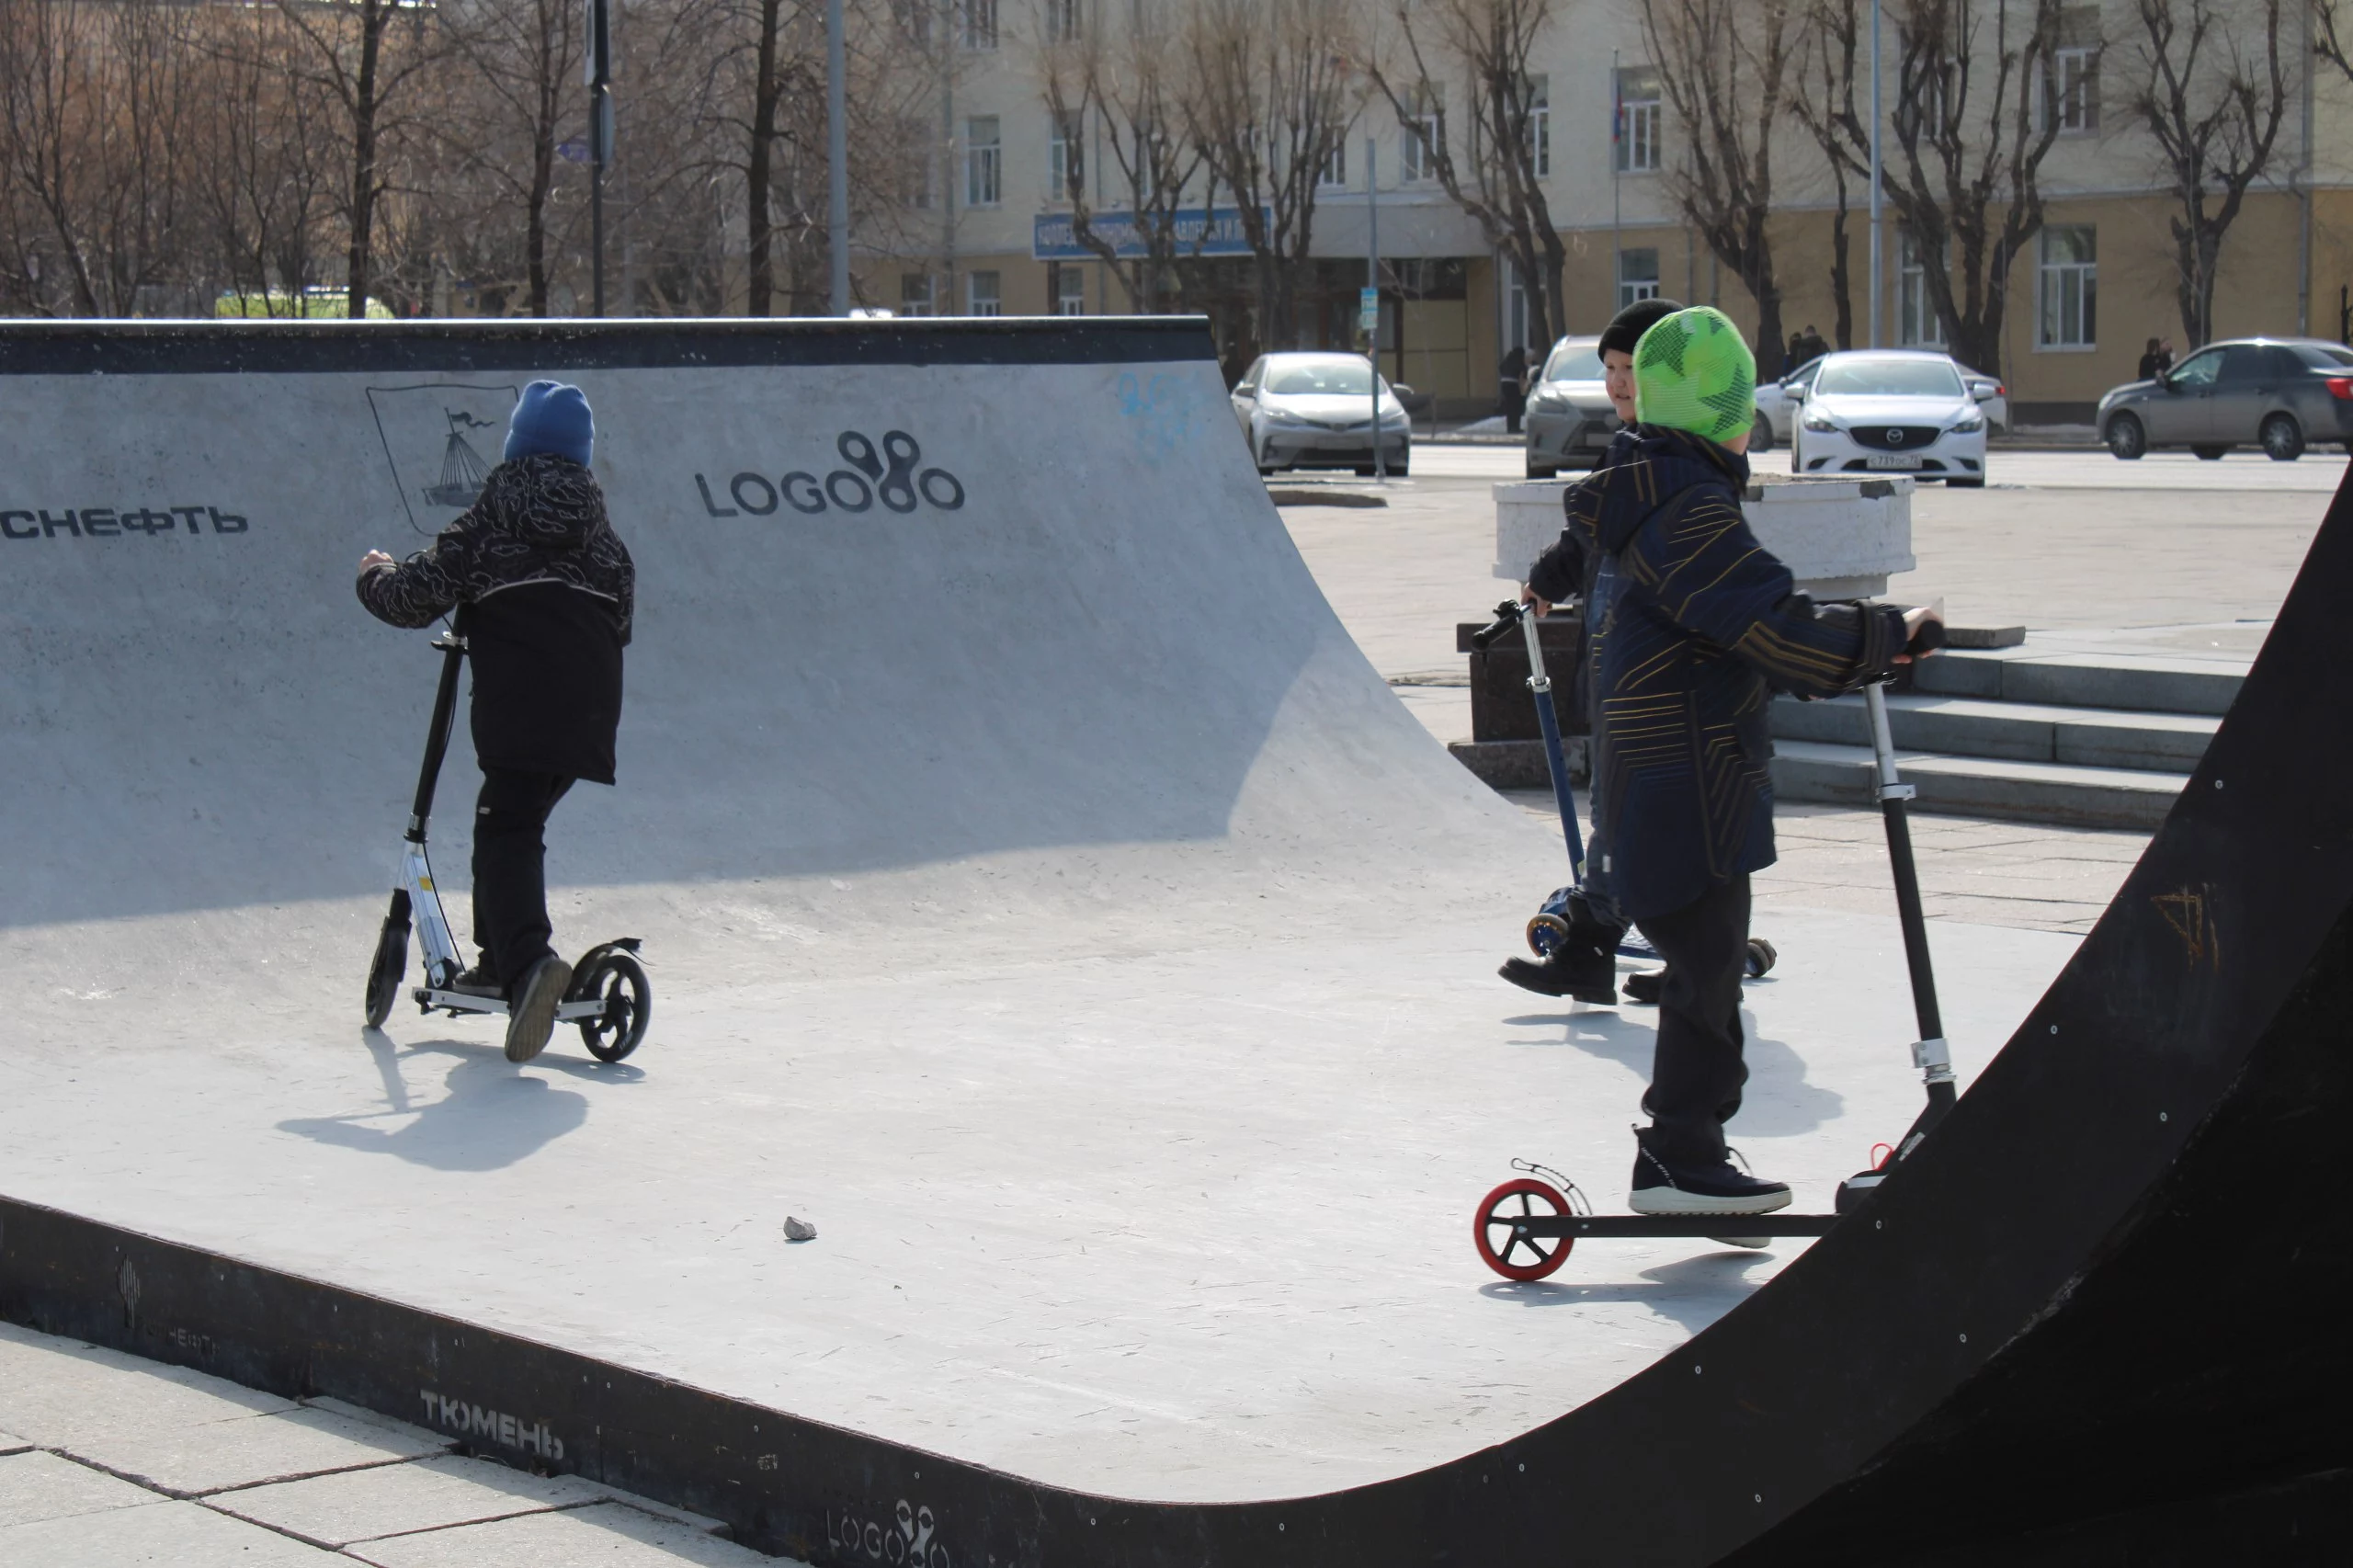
[5,361,2326,1550]
[0,1323,789,1565]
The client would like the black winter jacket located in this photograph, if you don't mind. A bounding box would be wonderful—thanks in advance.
[1563,427,1904,920]
[358,454,634,785]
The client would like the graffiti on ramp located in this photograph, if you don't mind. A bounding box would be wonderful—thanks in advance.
[368,383,518,536]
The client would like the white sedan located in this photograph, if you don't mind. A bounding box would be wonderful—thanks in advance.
[1230,353,1412,477]
[1789,351,1989,487]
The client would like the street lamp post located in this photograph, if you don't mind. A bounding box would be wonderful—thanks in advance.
[1868,0,1882,347]
[827,0,849,314]
[584,0,613,316]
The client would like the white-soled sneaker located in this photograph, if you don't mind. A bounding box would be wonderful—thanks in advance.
[504,956,573,1063]
[1628,1131,1792,1216]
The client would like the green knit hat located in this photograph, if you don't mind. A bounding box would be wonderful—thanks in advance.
[1633,306,1756,445]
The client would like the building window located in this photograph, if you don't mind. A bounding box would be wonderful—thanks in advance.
[2038,225,2097,349]
[1526,74,1550,178]
[1055,264,1086,315]
[965,116,1001,207]
[1048,113,1082,200]
[961,0,996,51]
[1616,67,1661,174]
[1617,247,1660,309]
[1898,231,1946,347]
[907,118,935,210]
[2039,45,2099,133]
[1400,88,1444,183]
[1319,133,1347,189]
[900,273,934,317]
[967,270,1001,317]
[894,0,930,47]
[1044,0,1081,43]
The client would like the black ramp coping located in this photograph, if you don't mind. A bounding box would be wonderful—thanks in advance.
[5,326,2353,1562]
[0,314,1214,376]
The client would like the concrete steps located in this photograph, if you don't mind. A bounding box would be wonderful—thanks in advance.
[1769,642,2247,830]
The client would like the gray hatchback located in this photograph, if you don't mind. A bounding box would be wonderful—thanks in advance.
[2097,337,2353,460]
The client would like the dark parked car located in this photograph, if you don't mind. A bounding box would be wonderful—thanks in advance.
[2098,337,2353,460]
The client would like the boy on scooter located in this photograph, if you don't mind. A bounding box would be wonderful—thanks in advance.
[1521,307,1937,1216]
[1500,295,1681,1005]
[357,381,634,1063]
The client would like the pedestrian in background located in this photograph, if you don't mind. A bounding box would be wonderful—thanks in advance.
[1500,343,1529,435]
[2138,338,2164,381]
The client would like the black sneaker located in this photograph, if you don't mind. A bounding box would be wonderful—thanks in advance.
[504,956,574,1063]
[1499,941,1618,1005]
[1622,969,1665,1005]
[1628,1130,1791,1216]
[445,965,506,1001]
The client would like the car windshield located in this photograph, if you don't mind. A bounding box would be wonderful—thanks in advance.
[1815,358,1965,398]
[1541,345,1605,383]
[1265,359,1377,396]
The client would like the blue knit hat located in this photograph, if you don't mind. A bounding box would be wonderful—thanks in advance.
[504,380,594,467]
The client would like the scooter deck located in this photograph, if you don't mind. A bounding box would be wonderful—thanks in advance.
[1508,1213,1842,1239]
[415,987,607,1022]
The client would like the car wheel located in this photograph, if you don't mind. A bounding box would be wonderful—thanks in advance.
[2192,445,2228,461]
[2104,413,2146,460]
[1525,459,1558,479]
[1949,475,1986,489]
[1749,414,1774,453]
[2261,413,2304,462]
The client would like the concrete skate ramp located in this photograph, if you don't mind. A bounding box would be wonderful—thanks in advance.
[1,320,2347,1563]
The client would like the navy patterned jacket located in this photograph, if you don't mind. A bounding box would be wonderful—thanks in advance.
[1562,426,1904,920]
[358,454,634,784]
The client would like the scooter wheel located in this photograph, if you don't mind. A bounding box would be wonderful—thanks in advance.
[364,892,412,1028]
[1745,937,1778,978]
[574,949,652,1062]
[1526,912,1571,958]
[1474,1177,1574,1282]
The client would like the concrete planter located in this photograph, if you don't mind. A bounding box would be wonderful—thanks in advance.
[1492,472,1916,601]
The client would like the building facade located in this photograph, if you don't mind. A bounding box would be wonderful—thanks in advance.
[860,0,2353,424]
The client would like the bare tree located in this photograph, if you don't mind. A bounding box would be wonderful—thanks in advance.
[441,0,585,316]
[1787,0,1864,349]
[1643,0,1798,378]
[176,5,342,315]
[272,0,442,316]
[2126,0,2292,347]
[0,0,201,316]
[1183,0,1359,349]
[1366,0,1564,350]
[1806,0,2064,376]
[1040,6,1213,313]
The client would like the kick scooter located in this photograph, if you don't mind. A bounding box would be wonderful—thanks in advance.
[361,620,652,1062]
[1473,652,1953,1280]
[1469,599,1774,979]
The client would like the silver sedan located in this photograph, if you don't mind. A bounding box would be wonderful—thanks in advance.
[1230,353,1412,477]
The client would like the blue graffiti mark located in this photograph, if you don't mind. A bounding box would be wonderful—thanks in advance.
[1115,371,1209,465]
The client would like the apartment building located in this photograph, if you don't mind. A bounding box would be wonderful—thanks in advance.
[863,0,2353,423]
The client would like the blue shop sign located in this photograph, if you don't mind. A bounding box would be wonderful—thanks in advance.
[1031,206,1265,260]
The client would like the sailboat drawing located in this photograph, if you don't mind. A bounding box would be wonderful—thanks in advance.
[422,410,497,507]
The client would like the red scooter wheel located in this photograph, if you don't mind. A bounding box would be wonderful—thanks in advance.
[1475,1177,1574,1281]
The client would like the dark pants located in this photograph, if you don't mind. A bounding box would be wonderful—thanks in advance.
[472,767,574,994]
[1633,874,1752,1164]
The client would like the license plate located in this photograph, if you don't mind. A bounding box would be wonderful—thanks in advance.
[1865,454,1925,470]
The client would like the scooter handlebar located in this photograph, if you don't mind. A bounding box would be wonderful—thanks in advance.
[1470,599,1529,652]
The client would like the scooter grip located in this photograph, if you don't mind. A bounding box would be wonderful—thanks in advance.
[1907,619,1949,657]
[1469,600,1526,652]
